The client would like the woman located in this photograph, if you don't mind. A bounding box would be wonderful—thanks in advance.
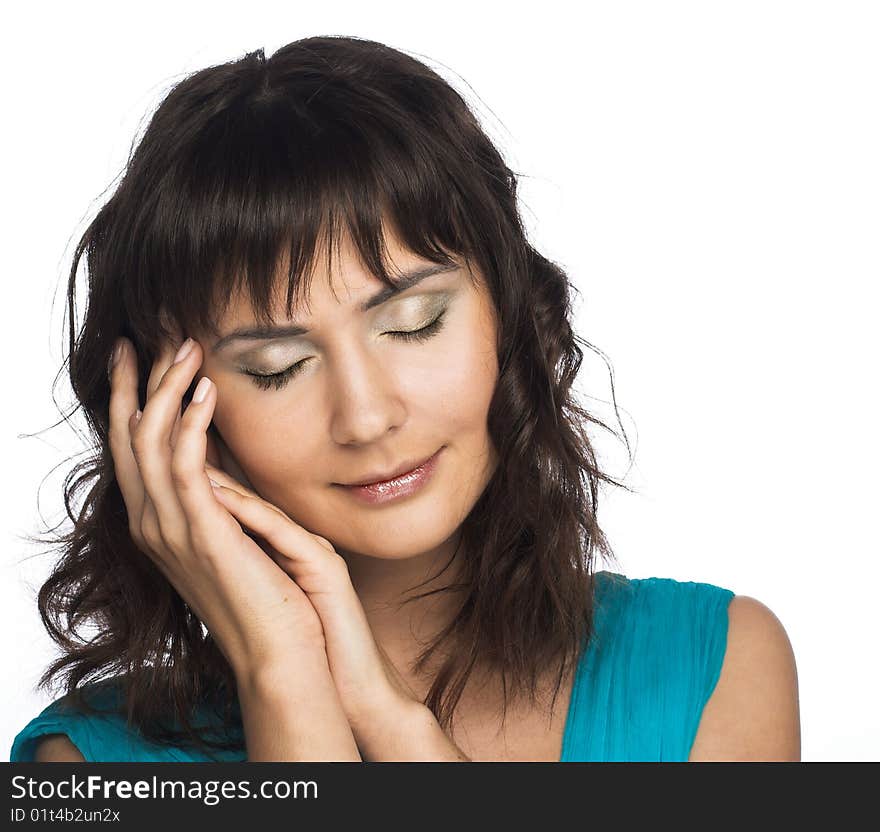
[10,35,800,762]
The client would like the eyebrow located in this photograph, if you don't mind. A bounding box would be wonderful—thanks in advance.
[211,263,459,353]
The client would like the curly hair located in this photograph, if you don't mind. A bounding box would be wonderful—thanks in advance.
[24,35,633,758]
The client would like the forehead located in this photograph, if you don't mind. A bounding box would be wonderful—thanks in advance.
[214,227,443,329]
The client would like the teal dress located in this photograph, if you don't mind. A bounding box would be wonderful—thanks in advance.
[9,572,735,762]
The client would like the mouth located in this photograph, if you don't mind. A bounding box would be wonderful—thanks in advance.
[335,447,444,487]
[332,447,445,505]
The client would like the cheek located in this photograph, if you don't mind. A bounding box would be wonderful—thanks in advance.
[210,395,317,497]
[416,323,498,437]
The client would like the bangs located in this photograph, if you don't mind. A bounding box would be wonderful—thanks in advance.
[140,78,476,343]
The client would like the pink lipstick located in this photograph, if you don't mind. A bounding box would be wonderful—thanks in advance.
[337,447,444,505]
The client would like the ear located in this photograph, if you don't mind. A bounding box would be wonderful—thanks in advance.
[158,304,186,356]
[205,423,258,492]
[158,303,176,333]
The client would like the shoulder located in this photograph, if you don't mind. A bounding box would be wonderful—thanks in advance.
[10,679,247,763]
[688,594,801,761]
[9,684,117,762]
[33,733,87,763]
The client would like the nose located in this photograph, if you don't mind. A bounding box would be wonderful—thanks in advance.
[327,345,407,446]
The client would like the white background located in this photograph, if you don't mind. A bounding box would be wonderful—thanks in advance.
[2,1,877,762]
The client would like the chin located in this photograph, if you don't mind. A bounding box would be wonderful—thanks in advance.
[330,513,460,562]
[334,530,450,562]
[337,545,427,562]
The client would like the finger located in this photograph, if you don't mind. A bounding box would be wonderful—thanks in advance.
[169,375,238,539]
[108,338,147,521]
[169,400,183,450]
[203,462,260,498]
[131,338,202,543]
[146,330,183,399]
[208,486,335,582]
[204,464,337,555]
[152,324,187,451]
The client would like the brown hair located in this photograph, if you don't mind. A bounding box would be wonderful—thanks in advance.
[23,35,632,758]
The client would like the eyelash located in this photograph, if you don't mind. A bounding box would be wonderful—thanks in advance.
[244,310,448,391]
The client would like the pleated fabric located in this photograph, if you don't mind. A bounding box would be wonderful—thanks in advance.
[10,571,734,762]
[560,571,735,761]
[9,680,246,762]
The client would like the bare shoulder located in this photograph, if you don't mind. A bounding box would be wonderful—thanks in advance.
[33,733,87,763]
[688,594,801,761]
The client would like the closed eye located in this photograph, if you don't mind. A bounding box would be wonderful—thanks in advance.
[244,309,448,391]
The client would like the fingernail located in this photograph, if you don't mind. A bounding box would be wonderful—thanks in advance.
[192,376,212,403]
[134,409,142,423]
[173,338,195,365]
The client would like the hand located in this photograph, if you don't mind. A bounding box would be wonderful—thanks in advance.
[204,463,426,730]
[209,463,471,761]
[107,332,328,682]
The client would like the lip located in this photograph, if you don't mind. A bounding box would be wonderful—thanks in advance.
[335,447,444,505]
[338,448,443,487]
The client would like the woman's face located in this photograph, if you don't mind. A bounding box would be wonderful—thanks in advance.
[193,231,500,562]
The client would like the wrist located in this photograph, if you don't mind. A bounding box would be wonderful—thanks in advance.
[351,699,470,762]
[234,649,331,695]
[404,706,471,762]
[343,682,420,729]
[236,657,362,762]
